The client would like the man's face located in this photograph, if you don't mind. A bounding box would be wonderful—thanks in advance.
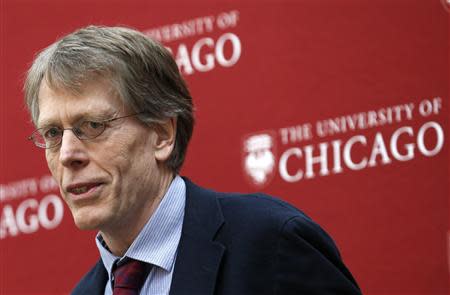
[38,79,164,233]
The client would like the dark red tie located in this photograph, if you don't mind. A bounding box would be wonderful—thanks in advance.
[112,258,151,295]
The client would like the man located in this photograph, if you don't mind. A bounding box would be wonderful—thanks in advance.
[25,26,362,295]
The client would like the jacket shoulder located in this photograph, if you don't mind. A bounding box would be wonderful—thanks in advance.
[183,178,361,294]
[219,190,320,234]
[184,177,325,236]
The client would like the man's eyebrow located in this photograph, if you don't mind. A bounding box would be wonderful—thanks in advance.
[36,118,58,128]
[37,110,118,128]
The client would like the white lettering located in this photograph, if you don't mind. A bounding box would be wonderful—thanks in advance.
[419,99,433,117]
[38,195,64,230]
[273,121,445,185]
[417,121,444,156]
[175,44,194,75]
[432,97,442,114]
[343,135,368,170]
[391,126,415,161]
[279,148,303,182]
[279,124,312,145]
[172,33,241,75]
[0,195,65,239]
[216,33,241,67]
[39,175,58,193]
[191,37,215,72]
[331,140,343,173]
[216,10,239,29]
[368,133,392,167]
[404,103,415,120]
[0,206,18,238]
[16,199,39,234]
[304,143,329,178]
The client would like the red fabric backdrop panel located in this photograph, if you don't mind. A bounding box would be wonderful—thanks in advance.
[1,0,448,294]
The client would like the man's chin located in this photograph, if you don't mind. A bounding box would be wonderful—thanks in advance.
[74,220,101,230]
[71,211,106,231]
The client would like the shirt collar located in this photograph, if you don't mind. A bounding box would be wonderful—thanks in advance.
[96,175,186,276]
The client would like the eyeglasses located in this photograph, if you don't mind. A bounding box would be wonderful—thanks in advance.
[28,113,143,149]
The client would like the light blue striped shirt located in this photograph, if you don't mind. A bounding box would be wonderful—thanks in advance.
[96,176,186,295]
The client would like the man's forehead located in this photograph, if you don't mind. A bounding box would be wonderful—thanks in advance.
[39,76,118,98]
[37,79,125,126]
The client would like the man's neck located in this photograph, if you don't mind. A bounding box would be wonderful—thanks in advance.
[100,172,175,256]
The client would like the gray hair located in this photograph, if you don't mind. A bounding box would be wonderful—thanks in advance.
[24,25,194,173]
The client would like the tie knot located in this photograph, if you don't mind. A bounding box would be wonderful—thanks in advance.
[113,258,151,294]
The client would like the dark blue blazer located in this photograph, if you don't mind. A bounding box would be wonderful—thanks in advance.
[72,179,362,295]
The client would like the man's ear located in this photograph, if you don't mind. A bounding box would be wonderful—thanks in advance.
[154,118,177,162]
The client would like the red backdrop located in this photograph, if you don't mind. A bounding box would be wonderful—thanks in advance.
[1,0,448,294]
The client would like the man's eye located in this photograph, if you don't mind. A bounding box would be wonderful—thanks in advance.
[87,121,104,129]
[44,127,61,139]
[80,121,106,137]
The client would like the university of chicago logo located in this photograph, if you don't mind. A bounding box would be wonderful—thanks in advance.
[242,132,277,187]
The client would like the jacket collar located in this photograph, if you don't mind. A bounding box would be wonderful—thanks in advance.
[72,178,225,295]
[169,178,225,295]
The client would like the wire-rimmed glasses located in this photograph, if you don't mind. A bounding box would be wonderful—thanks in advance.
[28,113,143,149]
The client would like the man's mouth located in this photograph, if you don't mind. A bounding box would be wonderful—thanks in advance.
[66,183,103,197]
[71,186,90,194]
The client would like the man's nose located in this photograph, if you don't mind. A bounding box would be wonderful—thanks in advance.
[59,130,89,169]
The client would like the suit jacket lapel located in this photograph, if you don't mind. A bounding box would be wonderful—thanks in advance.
[71,260,108,295]
[169,178,225,295]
